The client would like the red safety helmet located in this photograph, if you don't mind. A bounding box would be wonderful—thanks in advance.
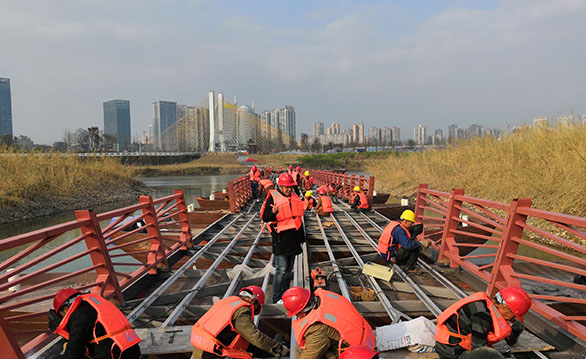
[499,287,532,322]
[289,164,294,169]
[340,345,379,359]
[282,287,311,316]
[54,288,81,312]
[296,166,301,172]
[251,165,257,171]
[318,189,326,195]
[240,285,265,310]
[278,173,296,187]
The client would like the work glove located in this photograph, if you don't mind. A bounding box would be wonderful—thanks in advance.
[48,309,61,332]
[279,344,290,357]
[421,239,431,248]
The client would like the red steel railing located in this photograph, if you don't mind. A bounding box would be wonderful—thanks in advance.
[0,190,192,358]
[228,175,252,213]
[311,170,375,207]
[414,184,586,343]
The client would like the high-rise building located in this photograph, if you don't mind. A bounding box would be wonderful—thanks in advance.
[237,105,259,146]
[103,99,131,151]
[414,125,426,147]
[432,129,444,146]
[0,77,13,136]
[448,124,458,144]
[380,127,392,145]
[313,121,324,137]
[327,122,340,136]
[153,100,177,151]
[391,126,401,146]
[352,123,364,144]
[175,104,209,152]
[368,127,381,145]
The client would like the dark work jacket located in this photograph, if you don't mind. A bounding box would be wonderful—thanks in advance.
[61,301,141,359]
[261,190,306,256]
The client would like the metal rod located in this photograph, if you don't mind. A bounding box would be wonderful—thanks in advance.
[315,213,351,300]
[162,214,258,327]
[126,213,244,324]
[254,255,274,327]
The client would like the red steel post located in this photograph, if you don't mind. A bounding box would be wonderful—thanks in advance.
[367,176,375,208]
[228,180,237,213]
[139,195,168,274]
[174,190,193,249]
[487,198,532,296]
[75,210,124,303]
[438,188,465,267]
[414,183,428,224]
[0,316,24,359]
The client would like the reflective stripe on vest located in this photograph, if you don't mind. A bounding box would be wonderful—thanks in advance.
[55,294,141,353]
[377,221,410,255]
[320,196,333,213]
[271,191,304,232]
[191,296,254,358]
[435,292,512,351]
[292,289,375,354]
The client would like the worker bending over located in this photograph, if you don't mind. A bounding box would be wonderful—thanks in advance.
[377,209,430,273]
[49,288,142,359]
[260,173,306,303]
[313,188,334,216]
[191,286,288,359]
[350,186,369,212]
[435,287,532,359]
[258,179,274,200]
[283,287,375,359]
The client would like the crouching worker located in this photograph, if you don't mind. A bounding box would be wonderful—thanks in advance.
[377,209,430,273]
[191,286,288,359]
[314,189,334,216]
[350,186,369,213]
[49,288,142,359]
[304,191,316,211]
[283,287,375,359]
[435,287,532,359]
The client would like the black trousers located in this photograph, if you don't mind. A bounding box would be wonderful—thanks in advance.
[395,246,421,270]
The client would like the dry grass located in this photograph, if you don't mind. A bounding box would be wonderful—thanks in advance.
[367,125,586,217]
[132,153,248,176]
[0,149,136,209]
[252,154,302,168]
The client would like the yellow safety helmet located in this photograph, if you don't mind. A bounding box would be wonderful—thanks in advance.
[304,171,310,176]
[353,186,361,192]
[400,209,416,222]
[305,190,313,197]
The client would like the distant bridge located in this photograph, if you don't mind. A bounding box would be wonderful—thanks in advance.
[76,152,201,165]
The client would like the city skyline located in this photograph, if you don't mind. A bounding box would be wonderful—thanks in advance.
[1,1,586,145]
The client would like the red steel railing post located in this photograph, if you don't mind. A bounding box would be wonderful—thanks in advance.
[0,316,24,359]
[487,198,532,296]
[414,183,428,225]
[139,195,168,274]
[75,210,124,303]
[174,190,193,249]
[228,180,237,213]
[438,188,465,267]
[367,176,375,208]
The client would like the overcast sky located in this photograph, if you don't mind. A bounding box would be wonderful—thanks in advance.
[1,0,585,144]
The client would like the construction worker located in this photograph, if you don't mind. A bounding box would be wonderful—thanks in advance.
[340,345,380,359]
[350,186,369,213]
[258,178,274,200]
[435,287,532,359]
[282,287,376,359]
[49,288,142,359]
[191,286,289,359]
[288,164,294,174]
[292,166,302,196]
[302,170,313,191]
[377,209,430,273]
[314,188,334,216]
[260,173,306,303]
[304,190,316,211]
[249,165,262,200]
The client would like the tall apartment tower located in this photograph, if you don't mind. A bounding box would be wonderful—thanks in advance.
[313,121,324,137]
[391,126,401,146]
[0,77,13,136]
[208,91,216,152]
[352,123,364,144]
[414,125,426,147]
[448,124,458,144]
[103,99,131,151]
[152,100,177,151]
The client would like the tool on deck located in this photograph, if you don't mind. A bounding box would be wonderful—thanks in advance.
[311,267,327,290]
[362,262,394,281]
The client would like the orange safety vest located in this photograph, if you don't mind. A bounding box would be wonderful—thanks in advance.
[259,179,273,189]
[191,296,254,359]
[260,190,304,233]
[249,169,261,182]
[320,195,333,213]
[55,294,141,354]
[357,192,369,209]
[304,197,315,211]
[292,289,375,354]
[291,171,300,185]
[435,292,512,351]
[377,221,410,258]
[304,177,313,190]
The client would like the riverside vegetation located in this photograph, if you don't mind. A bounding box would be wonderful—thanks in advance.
[0,150,149,224]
